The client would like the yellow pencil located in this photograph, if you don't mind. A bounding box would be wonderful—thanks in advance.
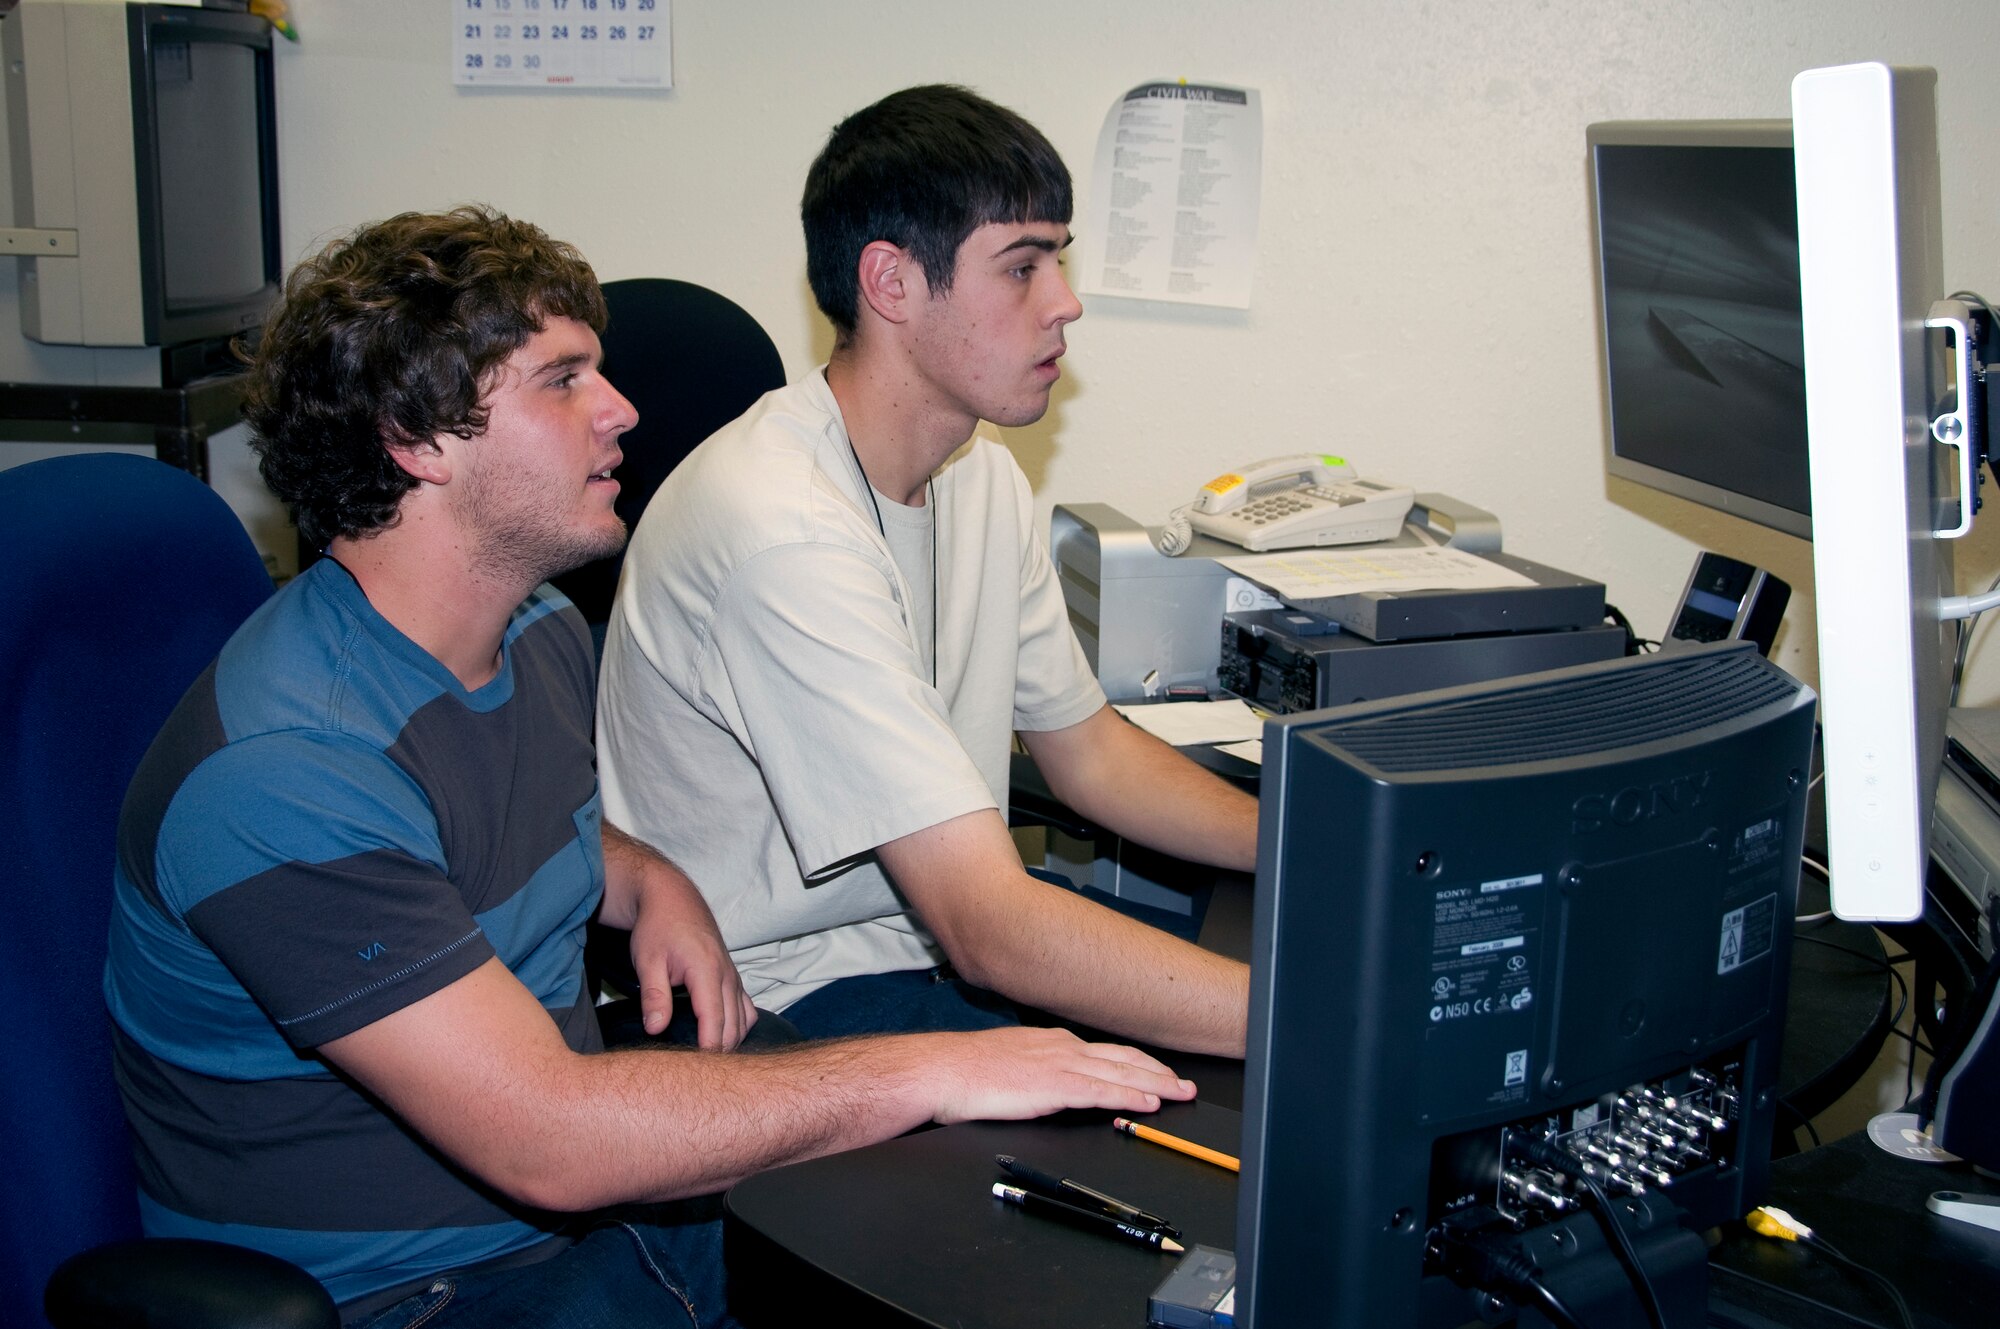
[1111,1117,1240,1173]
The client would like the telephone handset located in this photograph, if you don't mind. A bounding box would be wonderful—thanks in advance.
[1158,453,1418,555]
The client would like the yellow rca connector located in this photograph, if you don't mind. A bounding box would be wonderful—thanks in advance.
[1746,1205,1814,1242]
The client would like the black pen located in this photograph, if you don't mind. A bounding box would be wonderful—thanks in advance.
[991,1183,1187,1252]
[995,1154,1182,1238]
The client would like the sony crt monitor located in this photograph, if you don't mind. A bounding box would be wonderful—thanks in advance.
[1589,120,1809,540]
[1237,643,1817,1328]
[3,1,282,349]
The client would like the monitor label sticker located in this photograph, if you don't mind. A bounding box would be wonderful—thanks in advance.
[1424,873,1546,1113]
[1716,892,1779,975]
[1730,812,1788,873]
[1428,874,1541,1025]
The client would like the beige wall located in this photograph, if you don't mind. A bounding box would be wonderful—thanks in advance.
[9,0,2000,700]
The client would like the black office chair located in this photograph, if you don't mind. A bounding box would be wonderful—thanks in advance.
[550,278,789,1025]
[0,453,335,1329]
[551,277,787,639]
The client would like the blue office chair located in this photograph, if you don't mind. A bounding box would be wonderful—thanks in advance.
[0,453,334,1328]
[551,277,787,641]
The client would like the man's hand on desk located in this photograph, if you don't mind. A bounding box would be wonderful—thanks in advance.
[327,963,1198,1208]
[912,1026,1197,1126]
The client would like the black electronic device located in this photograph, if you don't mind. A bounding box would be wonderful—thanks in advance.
[1288,552,1606,643]
[1149,1246,1237,1329]
[1917,711,2000,1171]
[1219,607,1626,714]
[1925,949,2000,1173]
[4,2,283,350]
[1663,552,1790,657]
[1238,643,1816,1328]
[1935,707,2000,961]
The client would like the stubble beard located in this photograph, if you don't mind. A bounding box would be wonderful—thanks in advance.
[486,514,627,587]
[455,474,629,587]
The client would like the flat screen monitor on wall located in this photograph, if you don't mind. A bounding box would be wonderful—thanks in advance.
[1589,120,1810,539]
[3,2,281,350]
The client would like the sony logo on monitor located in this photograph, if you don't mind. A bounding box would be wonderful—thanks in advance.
[1571,771,1712,833]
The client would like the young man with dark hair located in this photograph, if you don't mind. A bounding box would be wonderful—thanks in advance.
[107,204,1194,1328]
[597,87,1258,1053]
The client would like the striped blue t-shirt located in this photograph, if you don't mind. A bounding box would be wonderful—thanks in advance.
[105,558,605,1311]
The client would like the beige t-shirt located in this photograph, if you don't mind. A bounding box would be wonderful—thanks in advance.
[596,371,1106,1010]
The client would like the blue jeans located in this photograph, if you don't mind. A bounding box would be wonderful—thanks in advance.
[780,966,1024,1038]
[350,1203,735,1329]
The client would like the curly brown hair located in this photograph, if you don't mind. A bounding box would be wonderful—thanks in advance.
[245,205,607,549]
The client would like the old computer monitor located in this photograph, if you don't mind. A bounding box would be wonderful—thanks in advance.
[4,2,282,350]
[1590,119,1809,540]
[1237,644,1817,1327]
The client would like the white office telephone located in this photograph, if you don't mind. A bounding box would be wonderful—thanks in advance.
[1159,453,1417,555]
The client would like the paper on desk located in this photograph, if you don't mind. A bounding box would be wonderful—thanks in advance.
[1215,546,1534,602]
[1113,698,1263,746]
[1215,738,1263,766]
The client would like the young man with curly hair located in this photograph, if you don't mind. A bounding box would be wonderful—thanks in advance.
[105,205,1194,1328]
[597,88,1259,1053]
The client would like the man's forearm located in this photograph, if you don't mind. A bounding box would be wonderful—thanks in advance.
[538,1025,1200,1209]
[881,813,1249,1057]
[521,1036,943,1207]
[597,820,667,929]
[1027,708,1258,873]
[1071,754,1258,873]
[945,874,1249,1058]
[325,960,1194,1213]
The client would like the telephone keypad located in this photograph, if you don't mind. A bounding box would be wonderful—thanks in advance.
[1241,486,1357,525]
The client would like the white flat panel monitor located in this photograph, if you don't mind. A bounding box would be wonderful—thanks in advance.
[1793,62,1955,922]
[1589,120,1810,539]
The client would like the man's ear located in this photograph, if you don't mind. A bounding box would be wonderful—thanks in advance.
[385,434,452,487]
[855,240,921,327]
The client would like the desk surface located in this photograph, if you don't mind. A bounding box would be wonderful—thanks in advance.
[1709,1127,2000,1328]
[725,1099,1241,1329]
[727,883,1909,1328]
[727,1097,2000,1329]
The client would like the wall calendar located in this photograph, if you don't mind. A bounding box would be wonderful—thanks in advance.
[453,0,671,89]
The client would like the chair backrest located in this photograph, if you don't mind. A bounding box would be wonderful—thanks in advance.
[0,454,275,1326]
[550,277,787,627]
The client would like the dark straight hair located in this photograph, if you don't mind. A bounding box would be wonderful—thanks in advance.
[801,85,1073,335]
